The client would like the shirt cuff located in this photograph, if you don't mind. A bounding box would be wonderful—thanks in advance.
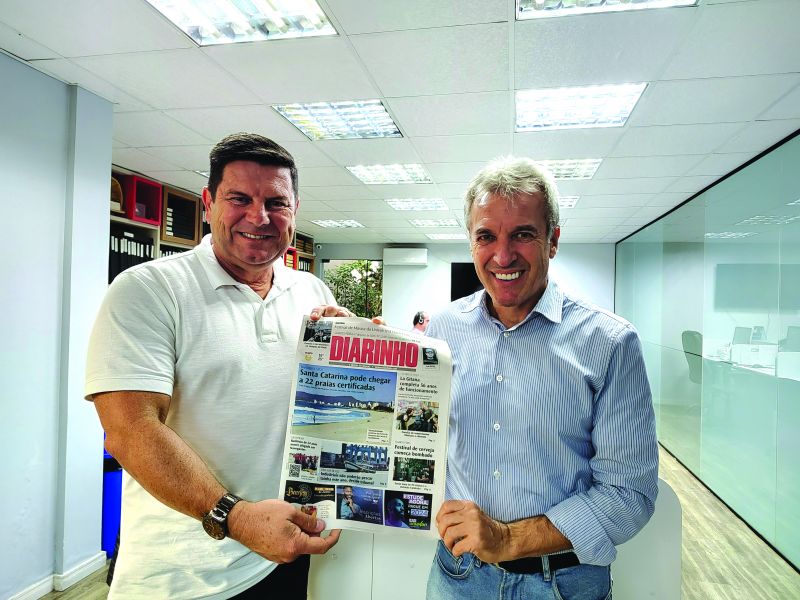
[545,494,617,566]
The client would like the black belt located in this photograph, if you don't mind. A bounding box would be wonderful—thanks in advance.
[497,552,580,575]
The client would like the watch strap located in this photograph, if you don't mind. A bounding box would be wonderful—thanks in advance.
[207,492,241,538]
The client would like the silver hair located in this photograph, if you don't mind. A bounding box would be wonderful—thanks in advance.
[463,156,560,237]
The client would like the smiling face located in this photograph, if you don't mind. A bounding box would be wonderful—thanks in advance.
[202,160,297,284]
[469,191,559,328]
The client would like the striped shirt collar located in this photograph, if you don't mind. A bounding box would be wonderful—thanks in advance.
[461,279,564,327]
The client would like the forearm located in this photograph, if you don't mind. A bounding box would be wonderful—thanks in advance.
[505,515,572,559]
[106,415,226,520]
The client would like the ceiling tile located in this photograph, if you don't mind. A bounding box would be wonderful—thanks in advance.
[364,183,443,199]
[74,49,260,110]
[351,23,509,96]
[412,134,511,163]
[570,194,654,209]
[326,0,507,35]
[686,153,755,177]
[140,145,212,171]
[140,170,208,194]
[663,175,722,195]
[715,119,800,154]
[112,147,181,173]
[280,141,338,168]
[30,58,152,112]
[584,177,677,195]
[514,9,695,88]
[204,37,378,103]
[759,82,800,120]
[304,185,377,201]
[647,193,693,207]
[386,92,511,137]
[324,198,396,213]
[113,111,211,147]
[564,207,642,220]
[629,74,800,126]
[426,162,486,184]
[663,0,800,79]
[612,123,745,157]
[0,20,59,60]
[164,105,307,143]
[0,0,194,57]
[313,138,422,165]
[513,129,624,160]
[300,166,362,187]
[593,155,704,180]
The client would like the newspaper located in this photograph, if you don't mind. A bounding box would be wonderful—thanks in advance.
[278,316,451,537]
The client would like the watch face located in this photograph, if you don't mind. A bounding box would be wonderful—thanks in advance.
[202,512,225,540]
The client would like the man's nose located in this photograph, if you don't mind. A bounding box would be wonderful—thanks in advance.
[247,202,270,225]
[493,239,515,267]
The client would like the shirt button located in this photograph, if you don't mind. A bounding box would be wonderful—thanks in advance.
[503,332,510,338]
[493,422,501,431]
[496,374,503,382]
[493,470,501,479]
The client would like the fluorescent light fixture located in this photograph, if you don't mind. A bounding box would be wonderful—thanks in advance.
[409,219,460,228]
[426,233,468,240]
[272,100,401,140]
[517,0,697,20]
[312,219,364,228]
[704,232,757,239]
[144,0,336,46]
[386,198,448,211]
[537,159,601,179]
[516,83,646,131]
[194,170,209,177]
[788,198,800,206]
[559,196,579,209]
[346,164,432,185]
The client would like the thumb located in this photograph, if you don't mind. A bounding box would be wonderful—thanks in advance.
[292,509,326,534]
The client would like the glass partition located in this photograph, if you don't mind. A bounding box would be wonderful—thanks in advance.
[615,131,800,568]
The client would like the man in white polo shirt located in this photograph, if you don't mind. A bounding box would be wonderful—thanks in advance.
[86,133,347,599]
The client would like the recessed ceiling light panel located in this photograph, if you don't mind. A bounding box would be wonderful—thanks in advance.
[273,100,401,140]
[516,84,646,131]
[538,159,601,180]
[736,215,800,226]
[517,0,697,20]
[312,219,364,228]
[426,233,468,240]
[145,0,336,46]
[346,164,432,185]
[385,198,448,211]
[409,219,460,228]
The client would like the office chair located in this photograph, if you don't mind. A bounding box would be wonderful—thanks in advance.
[681,330,703,384]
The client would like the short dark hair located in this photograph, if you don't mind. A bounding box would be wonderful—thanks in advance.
[207,133,298,199]
[413,311,426,327]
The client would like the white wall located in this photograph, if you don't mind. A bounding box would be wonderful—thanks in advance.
[0,54,112,599]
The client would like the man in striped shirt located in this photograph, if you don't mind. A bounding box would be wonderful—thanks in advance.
[426,157,658,600]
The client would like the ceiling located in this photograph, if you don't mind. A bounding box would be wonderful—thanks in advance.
[1,0,799,245]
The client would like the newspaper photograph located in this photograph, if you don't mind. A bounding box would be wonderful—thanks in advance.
[279,316,451,537]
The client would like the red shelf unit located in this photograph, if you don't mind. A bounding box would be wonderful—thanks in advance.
[118,173,162,226]
[284,246,298,270]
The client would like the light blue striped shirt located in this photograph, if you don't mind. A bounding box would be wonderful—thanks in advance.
[428,280,658,566]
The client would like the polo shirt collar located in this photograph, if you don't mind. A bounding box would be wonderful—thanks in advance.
[196,234,296,296]
[461,279,564,327]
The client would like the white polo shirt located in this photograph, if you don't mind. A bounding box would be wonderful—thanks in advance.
[86,235,335,599]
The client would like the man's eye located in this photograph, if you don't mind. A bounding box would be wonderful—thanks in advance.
[267,200,291,211]
[230,197,249,205]
[474,234,493,244]
[515,231,535,241]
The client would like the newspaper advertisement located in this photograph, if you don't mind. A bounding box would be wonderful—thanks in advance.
[278,316,451,537]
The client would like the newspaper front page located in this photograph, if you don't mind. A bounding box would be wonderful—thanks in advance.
[278,316,451,537]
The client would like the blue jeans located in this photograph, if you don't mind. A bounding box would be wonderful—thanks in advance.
[427,541,611,600]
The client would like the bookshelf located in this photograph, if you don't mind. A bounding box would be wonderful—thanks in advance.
[294,232,316,273]
[161,186,201,246]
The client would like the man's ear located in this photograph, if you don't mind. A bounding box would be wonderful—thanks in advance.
[201,187,214,214]
[549,227,560,259]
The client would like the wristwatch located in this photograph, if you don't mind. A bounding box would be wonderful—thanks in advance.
[202,492,242,540]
